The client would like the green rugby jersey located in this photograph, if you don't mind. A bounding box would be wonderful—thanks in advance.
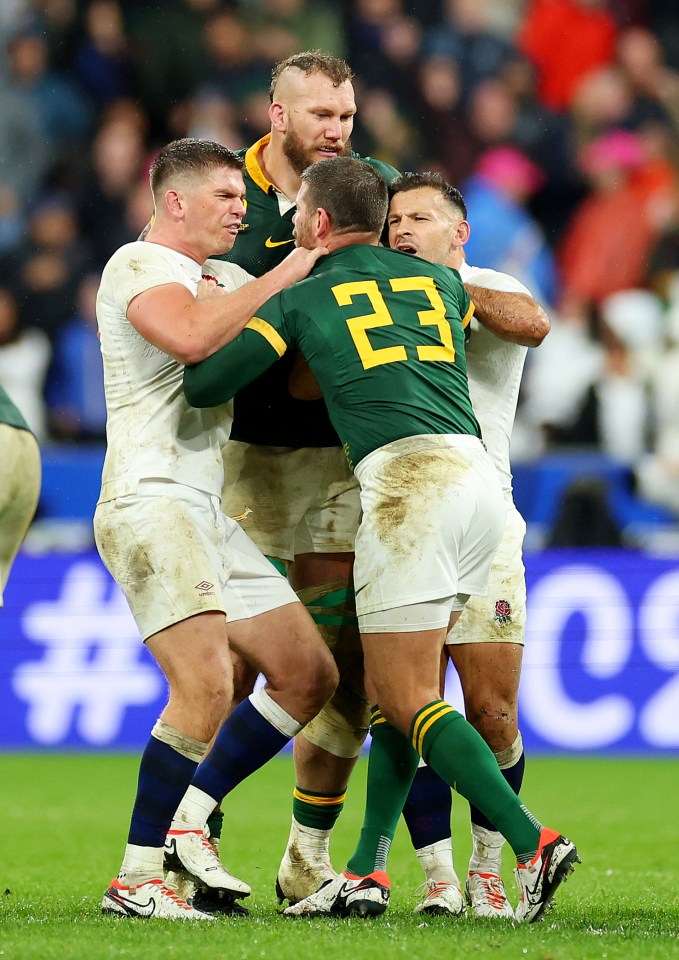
[214,134,399,447]
[0,385,31,433]
[185,244,479,469]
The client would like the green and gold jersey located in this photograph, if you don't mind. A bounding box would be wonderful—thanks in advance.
[0,385,31,433]
[184,244,479,469]
[214,134,399,447]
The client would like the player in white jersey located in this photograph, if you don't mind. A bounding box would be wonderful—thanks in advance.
[387,172,549,918]
[95,138,336,921]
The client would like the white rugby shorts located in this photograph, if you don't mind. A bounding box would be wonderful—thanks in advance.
[0,424,41,606]
[221,441,360,561]
[94,480,298,640]
[446,502,527,646]
[353,435,506,624]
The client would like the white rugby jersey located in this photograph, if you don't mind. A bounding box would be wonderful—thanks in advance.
[96,240,252,503]
[460,262,531,498]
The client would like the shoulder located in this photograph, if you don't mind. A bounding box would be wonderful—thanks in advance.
[203,258,254,291]
[103,240,180,275]
[353,152,400,184]
[460,262,532,297]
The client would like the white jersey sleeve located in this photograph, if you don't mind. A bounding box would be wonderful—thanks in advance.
[460,262,531,499]
[97,242,249,502]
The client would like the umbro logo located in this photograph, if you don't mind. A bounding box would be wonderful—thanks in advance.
[195,581,215,596]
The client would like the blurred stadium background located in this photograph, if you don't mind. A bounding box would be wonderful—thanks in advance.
[2,0,679,757]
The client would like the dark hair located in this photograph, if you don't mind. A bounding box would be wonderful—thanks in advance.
[301,157,388,235]
[149,138,243,198]
[270,50,353,101]
[389,171,467,220]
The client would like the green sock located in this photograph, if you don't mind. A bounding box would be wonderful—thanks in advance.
[346,708,419,876]
[292,787,345,830]
[411,701,540,858]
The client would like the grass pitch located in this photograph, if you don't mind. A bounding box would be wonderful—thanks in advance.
[2,753,678,960]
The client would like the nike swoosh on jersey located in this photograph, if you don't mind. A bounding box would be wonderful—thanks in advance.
[264,237,294,248]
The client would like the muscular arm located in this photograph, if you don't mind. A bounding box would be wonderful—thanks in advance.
[183,327,281,406]
[127,246,325,366]
[464,284,550,347]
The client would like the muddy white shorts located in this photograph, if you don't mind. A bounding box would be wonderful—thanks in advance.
[353,434,506,625]
[94,480,298,640]
[0,424,41,606]
[446,501,526,645]
[221,441,360,561]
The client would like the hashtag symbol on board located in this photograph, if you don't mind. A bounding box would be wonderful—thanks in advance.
[12,561,163,744]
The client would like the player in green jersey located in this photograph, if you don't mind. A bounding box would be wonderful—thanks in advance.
[213,51,398,903]
[0,386,40,607]
[184,156,580,923]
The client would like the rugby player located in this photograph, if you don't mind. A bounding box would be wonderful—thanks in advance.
[184,156,580,924]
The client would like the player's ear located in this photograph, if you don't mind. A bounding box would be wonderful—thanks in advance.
[164,189,184,221]
[316,207,332,239]
[270,101,286,133]
[456,219,471,244]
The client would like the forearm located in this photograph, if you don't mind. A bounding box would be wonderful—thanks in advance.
[464,285,550,346]
[180,272,305,364]
[138,247,325,366]
[183,331,278,407]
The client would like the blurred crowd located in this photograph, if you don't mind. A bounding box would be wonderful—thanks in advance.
[3,0,679,520]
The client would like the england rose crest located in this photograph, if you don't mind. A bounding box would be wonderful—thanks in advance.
[494,599,512,624]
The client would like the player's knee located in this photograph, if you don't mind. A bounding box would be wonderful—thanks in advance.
[230,652,258,707]
[303,700,369,758]
[302,644,339,709]
[467,697,518,750]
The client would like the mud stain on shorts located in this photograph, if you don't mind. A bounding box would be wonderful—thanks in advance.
[372,449,471,561]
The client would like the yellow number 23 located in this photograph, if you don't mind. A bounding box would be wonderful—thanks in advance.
[331,277,458,371]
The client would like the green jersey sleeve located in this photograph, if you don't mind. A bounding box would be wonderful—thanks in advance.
[183,297,291,407]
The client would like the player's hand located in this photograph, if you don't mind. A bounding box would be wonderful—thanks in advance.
[195,278,225,300]
[275,245,329,286]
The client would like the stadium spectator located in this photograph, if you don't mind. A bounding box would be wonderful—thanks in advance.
[72,0,135,107]
[5,25,92,149]
[77,114,148,267]
[463,146,557,306]
[422,0,517,100]
[0,195,90,346]
[559,128,678,305]
[518,0,618,113]
[48,272,107,443]
[0,286,50,441]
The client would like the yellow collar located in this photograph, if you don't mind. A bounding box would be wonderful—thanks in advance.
[244,134,275,194]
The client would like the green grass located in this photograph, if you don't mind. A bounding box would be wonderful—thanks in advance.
[2,754,679,959]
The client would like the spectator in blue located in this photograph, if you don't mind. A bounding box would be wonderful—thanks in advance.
[422,0,516,101]
[48,272,106,443]
[6,26,92,151]
[463,145,558,306]
[73,0,135,107]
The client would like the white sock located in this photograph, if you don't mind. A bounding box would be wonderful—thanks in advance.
[469,823,505,875]
[170,786,217,831]
[286,817,331,860]
[415,838,460,886]
[119,843,164,885]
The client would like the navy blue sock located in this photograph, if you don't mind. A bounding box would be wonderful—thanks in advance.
[128,735,198,847]
[470,750,525,831]
[191,697,290,803]
[402,764,452,849]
